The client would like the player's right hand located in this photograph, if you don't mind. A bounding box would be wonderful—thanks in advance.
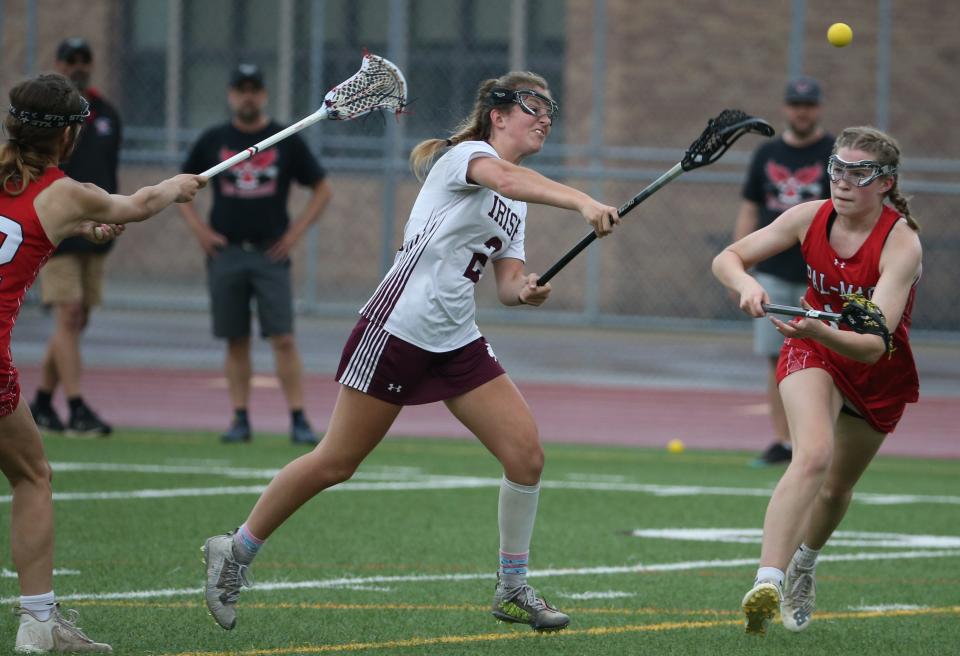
[738,277,769,318]
[172,174,208,203]
[580,199,620,237]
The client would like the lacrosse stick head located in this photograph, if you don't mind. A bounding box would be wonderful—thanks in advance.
[840,293,895,356]
[323,52,408,121]
[681,110,774,171]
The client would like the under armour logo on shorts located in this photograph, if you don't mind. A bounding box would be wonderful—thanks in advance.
[387,383,403,392]
[485,343,498,361]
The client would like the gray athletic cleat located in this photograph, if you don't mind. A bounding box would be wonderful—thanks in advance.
[14,604,112,653]
[781,559,817,632]
[741,580,783,636]
[491,576,569,631]
[202,532,251,630]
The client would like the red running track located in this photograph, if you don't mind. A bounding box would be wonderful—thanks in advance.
[17,366,959,459]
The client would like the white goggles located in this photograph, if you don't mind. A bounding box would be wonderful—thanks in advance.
[827,155,897,187]
[489,88,559,120]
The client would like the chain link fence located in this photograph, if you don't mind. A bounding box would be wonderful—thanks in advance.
[2,0,958,334]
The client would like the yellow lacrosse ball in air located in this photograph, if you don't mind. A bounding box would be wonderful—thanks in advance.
[827,23,853,47]
[666,439,685,454]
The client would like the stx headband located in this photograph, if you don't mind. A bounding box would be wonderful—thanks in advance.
[8,97,90,129]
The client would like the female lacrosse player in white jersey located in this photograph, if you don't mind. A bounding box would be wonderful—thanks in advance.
[202,71,619,633]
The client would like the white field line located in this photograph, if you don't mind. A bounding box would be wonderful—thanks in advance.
[3,568,80,578]
[1,549,958,606]
[630,528,960,549]
[848,603,929,612]
[2,467,958,505]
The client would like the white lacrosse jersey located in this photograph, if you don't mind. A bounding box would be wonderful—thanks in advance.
[360,141,527,352]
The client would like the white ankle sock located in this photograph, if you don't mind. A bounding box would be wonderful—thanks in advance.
[20,591,56,621]
[755,567,784,588]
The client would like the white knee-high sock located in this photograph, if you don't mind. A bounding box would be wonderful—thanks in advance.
[498,476,540,589]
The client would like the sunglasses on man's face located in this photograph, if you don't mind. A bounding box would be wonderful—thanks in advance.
[64,55,92,66]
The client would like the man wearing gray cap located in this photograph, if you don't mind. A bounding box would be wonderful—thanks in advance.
[731,76,834,466]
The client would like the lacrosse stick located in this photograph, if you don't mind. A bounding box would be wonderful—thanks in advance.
[537,110,774,285]
[763,293,894,355]
[201,52,407,178]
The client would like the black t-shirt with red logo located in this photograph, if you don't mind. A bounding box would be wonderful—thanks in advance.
[55,90,122,256]
[741,134,834,283]
[181,121,325,243]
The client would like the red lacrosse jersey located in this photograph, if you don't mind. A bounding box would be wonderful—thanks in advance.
[776,199,919,433]
[0,167,63,371]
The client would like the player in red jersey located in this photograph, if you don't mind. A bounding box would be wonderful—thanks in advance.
[0,74,204,652]
[713,126,921,636]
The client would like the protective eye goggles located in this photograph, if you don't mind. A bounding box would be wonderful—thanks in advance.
[827,154,897,187]
[8,97,90,128]
[489,87,559,120]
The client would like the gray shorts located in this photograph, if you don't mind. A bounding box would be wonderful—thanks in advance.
[753,272,808,358]
[207,244,293,339]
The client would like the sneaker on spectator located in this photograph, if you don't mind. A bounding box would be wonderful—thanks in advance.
[290,418,319,445]
[29,402,65,434]
[67,404,112,437]
[751,441,792,467]
[221,420,251,443]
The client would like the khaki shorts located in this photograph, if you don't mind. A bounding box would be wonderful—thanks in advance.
[39,253,107,307]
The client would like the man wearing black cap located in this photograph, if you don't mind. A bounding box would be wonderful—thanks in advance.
[731,75,834,466]
[30,37,122,437]
[178,64,332,446]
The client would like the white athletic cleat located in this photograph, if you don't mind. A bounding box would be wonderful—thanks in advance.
[741,580,782,636]
[491,575,570,632]
[781,559,817,632]
[14,605,112,653]
[202,532,252,630]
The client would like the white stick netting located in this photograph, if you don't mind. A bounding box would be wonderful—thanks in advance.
[323,52,408,121]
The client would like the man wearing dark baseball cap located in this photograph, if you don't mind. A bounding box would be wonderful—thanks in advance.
[730,73,833,467]
[177,61,333,446]
[230,63,265,89]
[31,37,123,437]
[56,37,92,63]
[784,75,822,105]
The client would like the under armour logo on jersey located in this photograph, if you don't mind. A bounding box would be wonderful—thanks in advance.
[387,383,403,392]
[834,258,846,269]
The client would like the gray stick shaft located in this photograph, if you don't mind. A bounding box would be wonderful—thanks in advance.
[762,303,842,322]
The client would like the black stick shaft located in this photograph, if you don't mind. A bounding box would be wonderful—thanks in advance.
[537,163,684,286]
[762,303,842,322]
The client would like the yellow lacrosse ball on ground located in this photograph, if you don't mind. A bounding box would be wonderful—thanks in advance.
[666,439,685,454]
[827,22,853,47]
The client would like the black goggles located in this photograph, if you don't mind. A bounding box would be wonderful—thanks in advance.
[8,97,90,129]
[489,87,559,120]
[827,155,897,187]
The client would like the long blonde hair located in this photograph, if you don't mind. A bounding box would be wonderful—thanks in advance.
[833,126,918,230]
[0,74,84,196]
[408,71,551,181]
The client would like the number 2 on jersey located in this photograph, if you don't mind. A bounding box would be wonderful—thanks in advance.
[462,237,503,283]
